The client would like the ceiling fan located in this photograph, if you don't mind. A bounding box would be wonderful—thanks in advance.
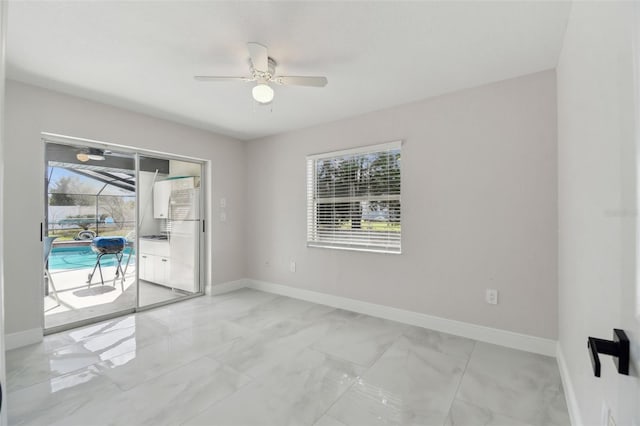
[76,148,109,162]
[194,42,328,105]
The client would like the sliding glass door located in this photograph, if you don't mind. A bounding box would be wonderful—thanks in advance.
[43,138,205,332]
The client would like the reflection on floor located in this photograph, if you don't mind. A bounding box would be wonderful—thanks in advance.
[10,289,571,426]
[45,266,188,329]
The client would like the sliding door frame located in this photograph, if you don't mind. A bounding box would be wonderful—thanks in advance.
[41,133,207,335]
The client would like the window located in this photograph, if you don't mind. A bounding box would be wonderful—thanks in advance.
[306,141,402,253]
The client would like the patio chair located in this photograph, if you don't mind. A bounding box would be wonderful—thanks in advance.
[43,236,61,307]
[75,230,96,241]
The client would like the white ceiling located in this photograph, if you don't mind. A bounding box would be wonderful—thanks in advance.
[7,1,571,140]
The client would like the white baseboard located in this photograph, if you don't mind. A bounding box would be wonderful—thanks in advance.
[5,327,43,350]
[246,279,557,357]
[208,279,248,296]
[556,343,583,426]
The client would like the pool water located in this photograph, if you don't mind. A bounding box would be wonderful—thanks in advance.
[49,246,133,271]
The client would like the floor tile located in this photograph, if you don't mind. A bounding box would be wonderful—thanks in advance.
[8,314,176,392]
[192,288,277,307]
[229,295,318,330]
[173,319,252,350]
[65,313,172,348]
[183,348,364,426]
[95,320,249,390]
[328,335,468,425]
[445,399,535,426]
[211,309,353,379]
[314,415,348,426]
[8,365,121,426]
[7,342,105,392]
[456,342,570,426]
[8,333,76,357]
[6,290,571,426]
[145,289,279,332]
[311,314,407,367]
[46,356,252,426]
[294,303,343,321]
[402,325,476,363]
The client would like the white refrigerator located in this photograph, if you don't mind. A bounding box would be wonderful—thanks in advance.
[168,187,200,293]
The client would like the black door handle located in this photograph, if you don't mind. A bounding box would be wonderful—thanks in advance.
[588,329,629,377]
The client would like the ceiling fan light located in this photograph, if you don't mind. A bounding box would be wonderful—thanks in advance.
[252,83,274,104]
[77,148,105,162]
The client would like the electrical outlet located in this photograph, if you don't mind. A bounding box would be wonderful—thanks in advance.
[220,211,227,222]
[485,289,498,305]
[289,260,296,272]
[220,198,227,208]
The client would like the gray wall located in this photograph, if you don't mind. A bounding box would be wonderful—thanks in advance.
[245,70,558,339]
[5,70,559,342]
[4,80,246,335]
[557,2,640,424]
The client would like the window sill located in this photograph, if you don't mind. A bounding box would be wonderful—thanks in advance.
[307,242,401,255]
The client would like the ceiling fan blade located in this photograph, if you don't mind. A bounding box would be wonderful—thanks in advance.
[273,76,328,87]
[194,76,252,82]
[247,42,269,72]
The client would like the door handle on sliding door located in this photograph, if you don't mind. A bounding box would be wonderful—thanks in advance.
[588,329,629,377]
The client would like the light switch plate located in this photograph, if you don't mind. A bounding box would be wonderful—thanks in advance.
[485,289,498,305]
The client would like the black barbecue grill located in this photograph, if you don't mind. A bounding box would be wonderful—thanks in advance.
[88,237,127,290]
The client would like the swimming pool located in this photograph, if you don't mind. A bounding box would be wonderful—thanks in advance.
[49,245,133,270]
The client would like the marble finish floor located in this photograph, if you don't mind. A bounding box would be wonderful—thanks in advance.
[7,289,570,426]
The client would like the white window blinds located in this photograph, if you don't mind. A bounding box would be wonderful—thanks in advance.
[306,141,402,254]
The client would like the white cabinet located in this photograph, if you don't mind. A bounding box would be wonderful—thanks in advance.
[157,256,170,284]
[138,239,170,286]
[139,252,152,282]
[153,180,172,219]
[138,237,198,293]
[153,177,199,219]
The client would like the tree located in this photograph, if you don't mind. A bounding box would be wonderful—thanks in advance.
[315,150,401,231]
[100,196,135,230]
[49,176,94,206]
[367,151,401,225]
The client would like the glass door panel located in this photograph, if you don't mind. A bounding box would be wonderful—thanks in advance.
[137,156,202,307]
[44,141,137,331]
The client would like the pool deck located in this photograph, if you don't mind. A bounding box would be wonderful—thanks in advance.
[45,263,186,329]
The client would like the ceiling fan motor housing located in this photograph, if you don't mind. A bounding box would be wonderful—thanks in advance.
[251,57,277,82]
